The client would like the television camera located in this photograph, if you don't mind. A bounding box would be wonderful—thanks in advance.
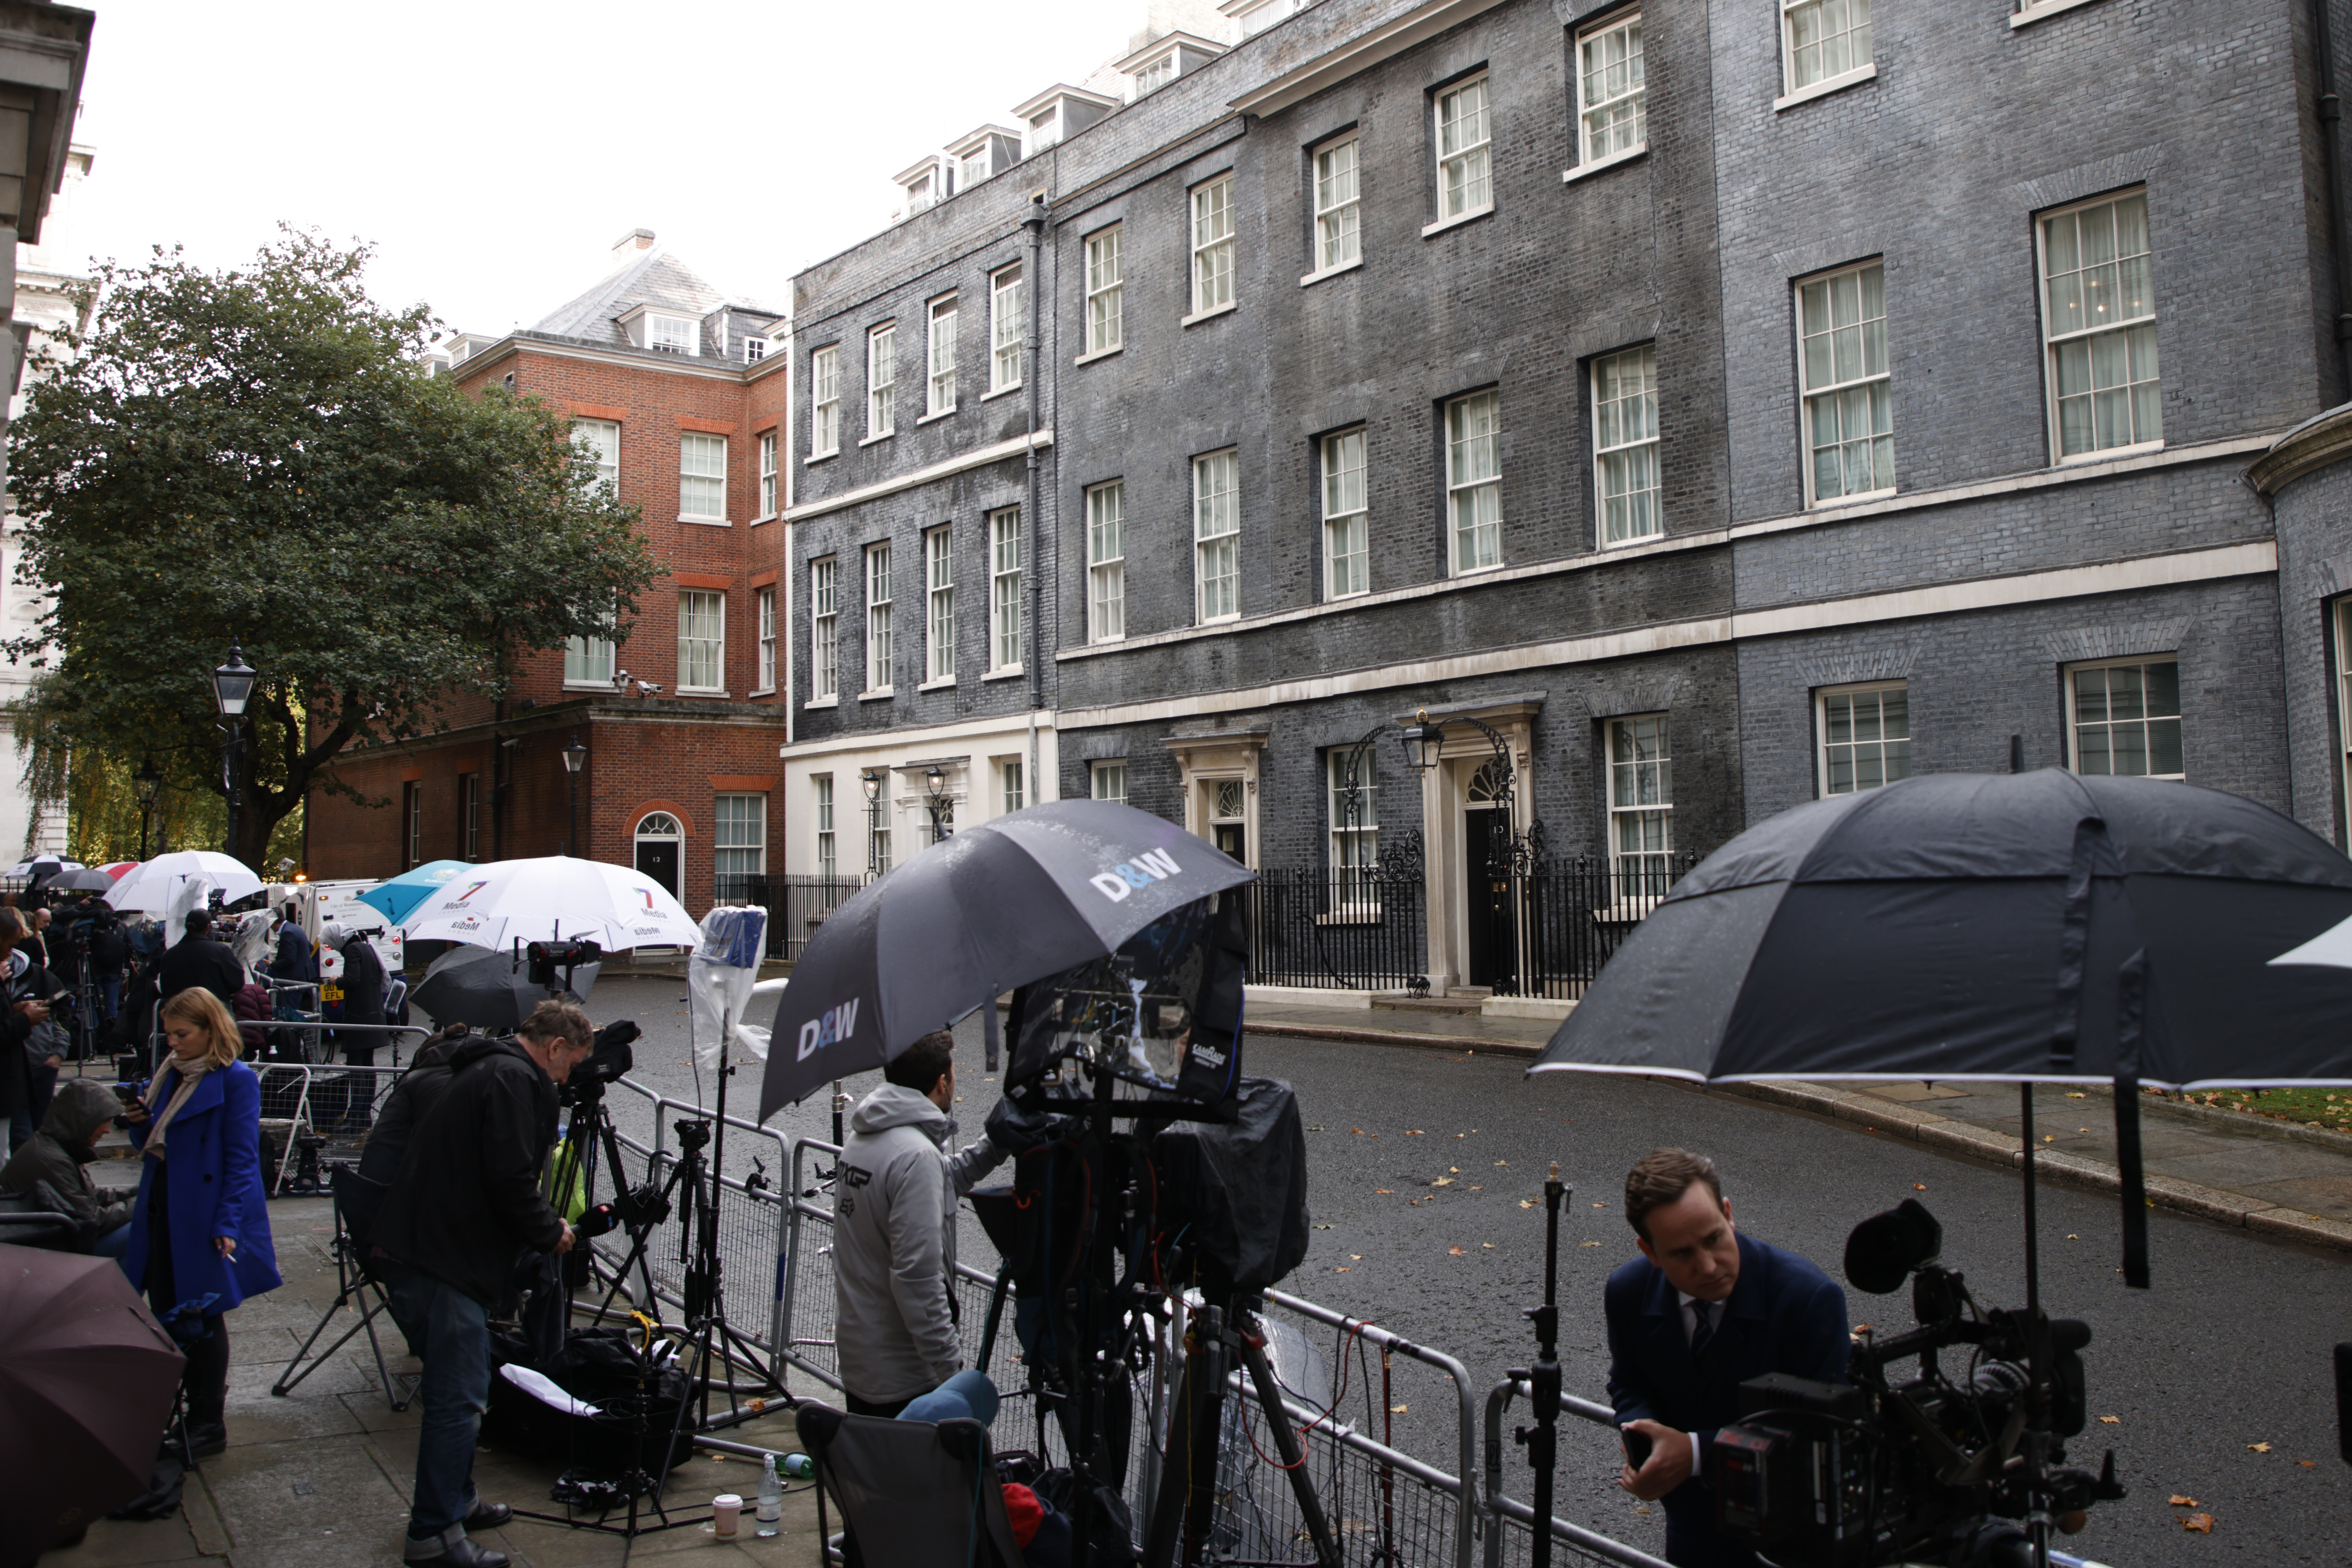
[1709,1200,2126,1568]
[560,1016,638,1106]
[528,937,602,993]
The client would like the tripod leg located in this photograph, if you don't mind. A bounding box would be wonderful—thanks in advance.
[1235,1328,1340,1568]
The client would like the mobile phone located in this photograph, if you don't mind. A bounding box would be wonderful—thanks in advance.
[1622,1426,1654,1471]
[111,1082,141,1105]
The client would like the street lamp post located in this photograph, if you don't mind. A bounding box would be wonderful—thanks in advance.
[560,733,589,858]
[924,763,952,841]
[133,759,163,861]
[212,645,257,862]
[861,768,883,883]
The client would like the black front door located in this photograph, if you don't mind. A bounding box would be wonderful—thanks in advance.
[636,840,679,899]
[1463,809,1515,989]
[1214,822,1246,862]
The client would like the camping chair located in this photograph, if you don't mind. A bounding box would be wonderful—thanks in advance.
[0,1183,90,1251]
[270,1165,412,1410]
[795,1401,1028,1568]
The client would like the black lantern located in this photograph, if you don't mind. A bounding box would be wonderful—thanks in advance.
[561,734,589,775]
[212,644,256,718]
[1401,708,1446,772]
[561,732,588,858]
[212,644,256,859]
[861,768,882,804]
[134,758,163,860]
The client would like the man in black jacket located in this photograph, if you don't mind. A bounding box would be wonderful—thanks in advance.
[374,1001,591,1568]
[156,912,245,1007]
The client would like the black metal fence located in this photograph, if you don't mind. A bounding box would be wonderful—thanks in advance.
[1245,860,1429,991]
[1510,853,1696,999]
[712,873,862,959]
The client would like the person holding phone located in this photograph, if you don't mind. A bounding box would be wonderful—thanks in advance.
[120,987,283,1460]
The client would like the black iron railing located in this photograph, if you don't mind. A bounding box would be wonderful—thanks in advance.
[1513,853,1696,999]
[713,873,863,959]
[1245,845,1428,992]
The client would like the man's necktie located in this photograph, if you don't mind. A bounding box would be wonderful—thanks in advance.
[1689,1300,1717,1359]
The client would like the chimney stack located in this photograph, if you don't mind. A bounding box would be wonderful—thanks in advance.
[610,227,656,267]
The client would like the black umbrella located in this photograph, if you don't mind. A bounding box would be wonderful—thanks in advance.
[411,942,601,1033]
[758,799,1253,1121]
[45,867,117,895]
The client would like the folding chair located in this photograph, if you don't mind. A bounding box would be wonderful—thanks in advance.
[795,1401,1028,1568]
[270,1165,413,1410]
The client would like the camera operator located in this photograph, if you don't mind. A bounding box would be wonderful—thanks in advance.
[158,911,246,1010]
[87,904,129,1029]
[1606,1149,1850,1568]
[834,1030,1051,1419]
[0,907,60,1154]
[373,1000,593,1568]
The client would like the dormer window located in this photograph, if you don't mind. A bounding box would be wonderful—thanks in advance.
[1012,86,1119,159]
[1113,32,1226,104]
[743,336,768,363]
[1027,106,1061,153]
[896,156,947,217]
[1131,51,1177,97]
[648,315,696,355]
[947,126,1023,193]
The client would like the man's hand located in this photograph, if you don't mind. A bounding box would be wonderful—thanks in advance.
[1618,1420,1694,1500]
[554,1221,576,1255]
[42,1055,61,1069]
[14,998,48,1024]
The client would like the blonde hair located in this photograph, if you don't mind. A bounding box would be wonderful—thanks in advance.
[160,988,244,1069]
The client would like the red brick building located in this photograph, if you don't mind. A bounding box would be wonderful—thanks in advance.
[306,231,792,911]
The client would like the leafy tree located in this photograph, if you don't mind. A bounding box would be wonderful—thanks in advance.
[4,230,659,867]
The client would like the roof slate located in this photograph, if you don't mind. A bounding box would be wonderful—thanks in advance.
[530,249,774,346]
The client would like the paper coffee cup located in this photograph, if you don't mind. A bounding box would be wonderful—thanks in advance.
[712,1493,743,1538]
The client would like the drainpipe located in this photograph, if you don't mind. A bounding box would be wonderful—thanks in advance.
[1023,193,1049,800]
[2315,0,2352,394]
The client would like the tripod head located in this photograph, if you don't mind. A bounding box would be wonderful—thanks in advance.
[673,1116,712,1155]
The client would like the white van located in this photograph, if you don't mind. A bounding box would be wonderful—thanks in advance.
[300,880,406,979]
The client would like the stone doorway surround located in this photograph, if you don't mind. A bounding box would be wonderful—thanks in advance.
[1397,695,1542,996]
[1161,718,1268,868]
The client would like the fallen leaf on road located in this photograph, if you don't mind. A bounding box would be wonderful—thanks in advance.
[2066,1092,2086,1099]
[2181,1513,2214,1534]
[1581,1241,1602,1247]
[1593,1201,1608,1208]
[1448,1246,1466,1256]
[1353,1128,1365,1135]
[2168,1495,2199,1507]
[2098,1416,2120,1425]
[1519,1199,1536,1209]
[1308,1125,1324,1132]
[1449,1166,1460,1174]
[1335,1267,1350,1272]
[1389,1404,1408,1414]
[1376,1189,1395,1195]
[1405,1130,1424,1136]
[2067,1234,2079,1240]
[1315,1223,1334,1230]
[1495,1160,1509,1166]
[1432,1178,1455,1188]
[1914,1183,1927,1191]
[2249,1442,2274,1453]
[1482,1242,1496,1250]
[2044,1134,2056,1142]
[2299,1459,2317,1468]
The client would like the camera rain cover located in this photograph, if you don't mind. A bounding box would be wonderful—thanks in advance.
[1007,893,1247,1107]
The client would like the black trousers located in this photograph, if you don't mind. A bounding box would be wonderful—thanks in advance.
[144,1173,230,1429]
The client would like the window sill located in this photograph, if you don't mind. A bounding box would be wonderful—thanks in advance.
[750,686,776,698]
[563,680,616,691]
[917,407,957,426]
[1196,613,1242,628]
[1300,256,1363,288]
[857,688,895,702]
[2058,437,2164,467]
[1180,299,1238,329]
[981,383,1023,403]
[1088,634,1126,648]
[804,696,839,709]
[1324,587,1371,604]
[679,515,733,527]
[858,430,895,447]
[1315,908,1386,927]
[1450,558,1508,579]
[1774,62,1876,113]
[804,450,838,467]
[1421,203,1494,240]
[984,665,1026,681]
[675,689,731,699]
[1806,485,1897,512]
[917,675,957,691]
[1075,342,1125,367]
[2011,0,2103,27]
[1600,527,1666,551]
[1562,145,1647,185]
[752,513,777,525]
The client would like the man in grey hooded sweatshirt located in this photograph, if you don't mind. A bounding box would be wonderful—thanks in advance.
[833,1029,1034,1416]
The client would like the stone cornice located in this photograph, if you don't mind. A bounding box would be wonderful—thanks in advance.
[2247,403,2352,496]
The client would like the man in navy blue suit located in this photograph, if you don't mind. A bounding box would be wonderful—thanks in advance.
[1605,1149,1850,1568]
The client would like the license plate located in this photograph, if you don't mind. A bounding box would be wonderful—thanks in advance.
[322,986,343,1002]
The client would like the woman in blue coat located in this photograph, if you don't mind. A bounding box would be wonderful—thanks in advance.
[121,986,282,1457]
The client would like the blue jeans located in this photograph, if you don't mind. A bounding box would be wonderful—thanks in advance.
[387,1269,491,1540]
[94,1221,131,1259]
[897,1370,999,1428]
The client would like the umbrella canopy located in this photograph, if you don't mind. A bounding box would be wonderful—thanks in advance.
[45,866,119,894]
[1532,769,2352,1091]
[104,850,262,916]
[97,862,137,881]
[0,1243,186,1557]
[412,941,602,1032]
[398,854,700,952]
[760,799,1254,1120]
[355,859,472,926]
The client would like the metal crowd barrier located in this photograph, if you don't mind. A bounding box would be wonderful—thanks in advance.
[1483,1378,1672,1568]
[237,1022,432,1194]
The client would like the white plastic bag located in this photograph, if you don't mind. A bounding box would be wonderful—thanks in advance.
[688,907,769,1071]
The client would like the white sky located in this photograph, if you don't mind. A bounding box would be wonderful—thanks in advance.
[64,0,1146,335]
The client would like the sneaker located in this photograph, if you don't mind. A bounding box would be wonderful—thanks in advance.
[402,1524,509,1567]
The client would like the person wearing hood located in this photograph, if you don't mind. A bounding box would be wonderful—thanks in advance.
[832,1029,1052,1419]
[1,1076,135,1254]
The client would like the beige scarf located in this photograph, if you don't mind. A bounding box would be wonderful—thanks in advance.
[143,1052,211,1160]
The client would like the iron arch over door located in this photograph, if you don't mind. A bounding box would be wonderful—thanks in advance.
[634,811,682,900]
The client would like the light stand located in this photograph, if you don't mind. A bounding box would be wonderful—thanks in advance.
[134,759,162,861]
[1509,1163,1569,1568]
[561,733,588,858]
[212,645,256,860]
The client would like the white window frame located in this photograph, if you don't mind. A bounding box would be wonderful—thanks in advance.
[1816,681,1912,797]
[759,431,780,516]
[1193,449,1240,624]
[810,557,839,702]
[867,323,897,438]
[1796,260,1894,508]
[1576,13,1646,168]
[870,772,893,876]
[813,775,836,878]
[1446,390,1503,575]
[1087,481,1126,644]
[958,148,992,191]
[1091,761,1128,804]
[647,313,698,355]
[2339,600,2352,847]
[1593,345,1661,547]
[2065,656,2183,780]
[925,524,955,684]
[864,542,894,695]
[678,589,726,694]
[1189,175,1236,319]
[1312,136,1361,276]
[573,418,620,494]
[1781,0,1875,100]
[926,295,958,417]
[1085,227,1124,356]
[989,505,1023,673]
[565,596,617,689]
[1321,427,1368,600]
[1434,75,1493,226]
[813,345,842,456]
[743,335,768,363]
[680,432,728,521]
[1607,713,1674,893]
[2037,188,2162,464]
[1001,758,1026,815]
[1327,750,1381,911]
[714,792,767,886]
[1132,49,1177,97]
[755,585,777,693]
[989,263,1024,394]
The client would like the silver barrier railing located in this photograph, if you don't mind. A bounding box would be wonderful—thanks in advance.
[1482,1378,1672,1568]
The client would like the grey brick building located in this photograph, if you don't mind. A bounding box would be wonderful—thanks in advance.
[781,0,2352,998]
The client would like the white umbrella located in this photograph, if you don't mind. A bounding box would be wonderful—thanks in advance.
[398,855,700,952]
[104,851,263,915]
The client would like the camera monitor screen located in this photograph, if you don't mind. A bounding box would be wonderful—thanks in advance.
[1005,892,1246,1108]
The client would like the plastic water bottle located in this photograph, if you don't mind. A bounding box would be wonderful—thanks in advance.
[755,1454,782,1536]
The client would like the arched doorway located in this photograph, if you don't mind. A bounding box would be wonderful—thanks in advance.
[634,811,682,898]
[1463,761,1514,988]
